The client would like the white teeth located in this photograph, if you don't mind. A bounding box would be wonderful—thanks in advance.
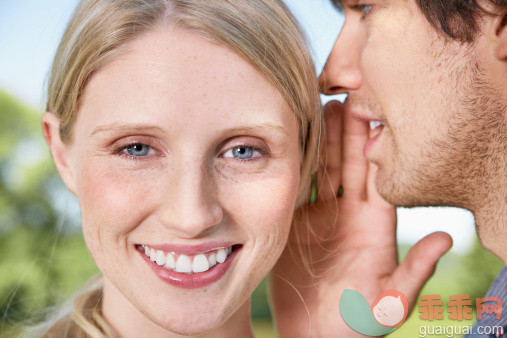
[192,254,210,273]
[155,250,166,266]
[165,253,176,269]
[150,248,157,262]
[369,120,385,130]
[143,245,236,273]
[175,254,192,273]
[208,253,217,267]
[216,249,227,263]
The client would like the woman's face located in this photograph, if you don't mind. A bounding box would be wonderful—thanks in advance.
[63,28,301,334]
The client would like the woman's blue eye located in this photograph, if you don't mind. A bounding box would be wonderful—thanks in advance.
[223,146,260,160]
[233,147,253,159]
[125,144,151,157]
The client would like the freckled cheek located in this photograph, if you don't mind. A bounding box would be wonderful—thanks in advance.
[221,170,300,257]
[74,161,156,257]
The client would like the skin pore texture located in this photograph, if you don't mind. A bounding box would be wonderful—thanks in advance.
[44,27,301,337]
[319,0,506,262]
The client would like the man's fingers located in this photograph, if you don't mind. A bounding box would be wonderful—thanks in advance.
[318,100,344,201]
[341,99,369,201]
[386,231,453,309]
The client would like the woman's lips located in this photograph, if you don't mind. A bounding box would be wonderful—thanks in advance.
[144,241,236,255]
[136,244,241,289]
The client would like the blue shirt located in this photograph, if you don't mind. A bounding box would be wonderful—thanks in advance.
[465,265,507,338]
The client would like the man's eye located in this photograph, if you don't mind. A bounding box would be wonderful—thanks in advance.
[361,5,373,15]
[223,146,262,160]
[123,144,153,157]
[352,4,373,17]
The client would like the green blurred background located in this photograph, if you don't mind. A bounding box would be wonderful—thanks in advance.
[0,89,503,337]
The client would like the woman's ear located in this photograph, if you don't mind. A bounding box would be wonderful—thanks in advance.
[492,10,507,60]
[42,112,77,195]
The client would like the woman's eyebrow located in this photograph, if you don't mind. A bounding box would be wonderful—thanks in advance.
[90,122,165,136]
[218,124,290,137]
[90,123,289,137]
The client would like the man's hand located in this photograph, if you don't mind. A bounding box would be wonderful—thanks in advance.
[270,100,452,337]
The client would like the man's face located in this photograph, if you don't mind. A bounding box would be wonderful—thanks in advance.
[319,0,506,208]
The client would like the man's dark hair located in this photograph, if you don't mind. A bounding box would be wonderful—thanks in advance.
[332,0,506,43]
[416,0,505,42]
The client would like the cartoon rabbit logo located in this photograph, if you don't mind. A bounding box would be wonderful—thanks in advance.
[340,289,409,336]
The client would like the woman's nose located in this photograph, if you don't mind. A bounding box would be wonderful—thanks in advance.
[318,19,363,95]
[158,162,223,238]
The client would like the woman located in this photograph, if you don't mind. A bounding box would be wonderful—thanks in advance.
[32,0,321,336]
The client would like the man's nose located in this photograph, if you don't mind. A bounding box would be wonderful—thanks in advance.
[318,19,363,95]
[158,162,223,238]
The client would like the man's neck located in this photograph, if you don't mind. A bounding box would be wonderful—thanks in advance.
[473,188,507,264]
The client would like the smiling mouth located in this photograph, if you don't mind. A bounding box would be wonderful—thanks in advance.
[136,244,240,274]
[136,243,242,289]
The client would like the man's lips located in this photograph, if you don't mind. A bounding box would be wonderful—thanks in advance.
[344,111,384,157]
[364,124,385,156]
[349,109,385,126]
[326,100,387,156]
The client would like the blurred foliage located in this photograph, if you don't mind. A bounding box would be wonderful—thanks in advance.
[0,89,503,337]
[391,241,504,337]
[0,89,90,331]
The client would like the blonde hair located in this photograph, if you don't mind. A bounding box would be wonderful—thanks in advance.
[42,0,322,336]
[23,276,114,337]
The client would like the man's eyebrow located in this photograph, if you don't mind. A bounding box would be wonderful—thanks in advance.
[90,122,165,136]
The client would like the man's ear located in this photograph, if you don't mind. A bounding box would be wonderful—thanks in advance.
[42,112,77,195]
[492,9,507,60]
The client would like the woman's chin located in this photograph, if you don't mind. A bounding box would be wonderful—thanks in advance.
[149,310,228,336]
[163,322,218,336]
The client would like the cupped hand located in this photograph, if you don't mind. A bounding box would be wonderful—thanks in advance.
[270,100,452,337]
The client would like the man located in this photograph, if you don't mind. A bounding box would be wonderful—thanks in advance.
[271,0,506,336]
